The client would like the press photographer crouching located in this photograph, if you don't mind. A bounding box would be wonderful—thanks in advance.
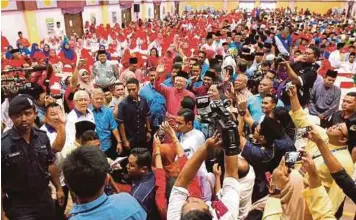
[278,46,320,108]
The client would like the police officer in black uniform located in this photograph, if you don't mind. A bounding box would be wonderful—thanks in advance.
[1,95,64,220]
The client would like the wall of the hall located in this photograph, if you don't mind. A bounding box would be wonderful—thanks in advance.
[179,1,347,15]
[1,11,28,47]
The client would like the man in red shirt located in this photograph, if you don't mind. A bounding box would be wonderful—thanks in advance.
[155,68,195,117]
[16,31,30,48]
[7,49,29,68]
[1,32,9,53]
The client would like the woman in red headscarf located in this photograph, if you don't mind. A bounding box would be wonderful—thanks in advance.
[147,47,159,68]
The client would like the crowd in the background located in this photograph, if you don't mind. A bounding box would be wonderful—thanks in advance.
[1,6,356,220]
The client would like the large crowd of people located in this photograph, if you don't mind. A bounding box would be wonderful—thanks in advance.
[1,6,356,220]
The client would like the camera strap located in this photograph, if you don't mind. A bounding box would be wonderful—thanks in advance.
[312,146,347,160]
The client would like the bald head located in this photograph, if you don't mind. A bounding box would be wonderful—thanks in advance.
[234,74,248,91]
[258,78,273,95]
[237,156,250,179]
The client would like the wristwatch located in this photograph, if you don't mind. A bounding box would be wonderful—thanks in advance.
[239,111,246,116]
[270,184,281,196]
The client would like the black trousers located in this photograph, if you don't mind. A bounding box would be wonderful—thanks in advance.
[54,185,69,220]
[4,189,56,220]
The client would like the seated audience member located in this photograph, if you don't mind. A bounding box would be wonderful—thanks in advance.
[8,48,29,68]
[339,52,356,73]
[309,70,341,128]
[167,133,240,220]
[91,88,122,159]
[17,42,30,56]
[127,148,159,219]
[331,92,356,129]
[59,42,77,69]
[63,146,147,219]
[30,43,45,62]
[287,84,354,212]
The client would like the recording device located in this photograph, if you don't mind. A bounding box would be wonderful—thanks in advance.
[285,151,303,167]
[295,126,312,140]
[196,96,240,156]
[156,128,166,143]
[1,65,47,75]
[275,53,290,65]
[285,81,293,91]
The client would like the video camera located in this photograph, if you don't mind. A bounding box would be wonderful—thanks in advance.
[196,96,240,156]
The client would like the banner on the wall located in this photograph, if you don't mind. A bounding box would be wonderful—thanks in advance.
[1,0,17,11]
[90,13,97,26]
[112,11,117,24]
[46,18,55,35]
[109,0,119,4]
[86,0,99,6]
[37,0,57,9]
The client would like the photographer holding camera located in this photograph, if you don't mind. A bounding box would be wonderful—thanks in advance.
[279,47,320,108]
[167,133,240,220]
[287,83,354,213]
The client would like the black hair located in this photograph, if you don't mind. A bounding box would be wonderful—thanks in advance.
[224,65,234,76]
[81,130,99,145]
[349,52,355,57]
[63,146,109,198]
[181,210,212,220]
[178,108,195,124]
[346,92,356,98]
[237,62,247,73]
[18,31,22,35]
[126,78,139,87]
[172,64,182,70]
[150,47,159,58]
[263,94,278,104]
[44,102,60,114]
[266,70,277,78]
[130,148,152,171]
[309,46,320,58]
[349,45,355,49]
[199,50,206,57]
[174,56,183,63]
[181,96,196,111]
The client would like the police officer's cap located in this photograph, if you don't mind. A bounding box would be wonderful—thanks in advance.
[75,120,96,139]
[8,94,35,116]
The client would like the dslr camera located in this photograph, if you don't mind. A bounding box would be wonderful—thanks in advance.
[196,96,240,156]
[275,53,290,65]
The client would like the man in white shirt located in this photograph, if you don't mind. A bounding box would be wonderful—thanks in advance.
[167,133,240,220]
[65,90,94,145]
[328,42,345,68]
[339,52,356,73]
[54,22,65,39]
[175,108,213,201]
[40,102,66,153]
